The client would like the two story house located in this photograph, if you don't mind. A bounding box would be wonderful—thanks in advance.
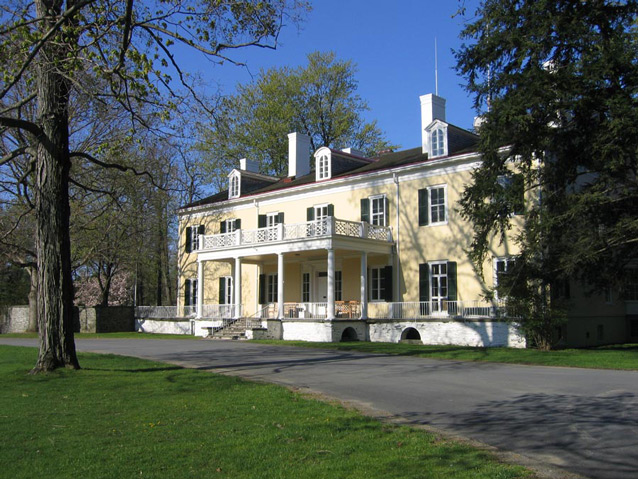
[177,93,635,347]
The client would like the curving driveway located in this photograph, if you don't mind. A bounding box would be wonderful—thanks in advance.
[2,337,637,479]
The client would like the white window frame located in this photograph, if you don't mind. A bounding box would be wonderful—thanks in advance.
[186,277,198,313]
[224,219,238,233]
[427,122,448,158]
[314,204,329,220]
[429,261,448,312]
[190,225,202,252]
[428,185,447,225]
[266,212,279,228]
[228,172,240,199]
[302,272,311,303]
[317,153,331,180]
[370,195,386,226]
[222,276,233,305]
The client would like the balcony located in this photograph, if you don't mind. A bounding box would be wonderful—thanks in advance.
[197,217,393,253]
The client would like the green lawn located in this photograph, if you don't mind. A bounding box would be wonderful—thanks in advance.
[0,346,531,479]
[254,340,638,370]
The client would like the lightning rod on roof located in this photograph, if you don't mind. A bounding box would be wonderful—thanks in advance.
[434,37,439,96]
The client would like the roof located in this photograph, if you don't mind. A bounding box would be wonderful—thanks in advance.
[179,123,479,211]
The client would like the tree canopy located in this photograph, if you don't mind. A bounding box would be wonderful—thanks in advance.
[198,51,394,186]
[0,0,307,372]
[455,0,638,348]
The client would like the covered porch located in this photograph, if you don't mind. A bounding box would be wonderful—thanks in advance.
[194,216,395,321]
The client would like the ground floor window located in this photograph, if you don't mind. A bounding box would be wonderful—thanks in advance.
[184,278,198,311]
[302,273,310,302]
[335,271,342,301]
[219,276,233,304]
[419,261,457,313]
[267,273,278,303]
[370,266,392,301]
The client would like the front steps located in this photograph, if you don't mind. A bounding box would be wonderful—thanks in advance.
[205,319,249,340]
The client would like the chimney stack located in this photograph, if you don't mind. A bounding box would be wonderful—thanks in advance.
[288,132,311,178]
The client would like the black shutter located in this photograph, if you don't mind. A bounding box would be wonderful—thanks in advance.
[361,198,370,223]
[419,264,430,302]
[277,212,284,224]
[383,265,393,302]
[512,174,525,215]
[219,278,226,305]
[418,189,429,226]
[447,261,457,301]
[235,219,241,230]
[383,197,389,226]
[307,207,314,221]
[327,204,334,217]
[198,224,205,235]
[258,274,266,304]
[184,279,191,306]
[185,227,192,253]
[258,215,266,228]
[220,221,226,233]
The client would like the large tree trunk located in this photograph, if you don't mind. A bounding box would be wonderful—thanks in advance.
[31,0,80,373]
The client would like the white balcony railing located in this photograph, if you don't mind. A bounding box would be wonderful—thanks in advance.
[199,217,392,252]
[368,300,517,320]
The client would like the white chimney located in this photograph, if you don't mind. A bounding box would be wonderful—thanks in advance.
[341,147,365,157]
[239,158,259,173]
[420,93,446,153]
[288,132,311,178]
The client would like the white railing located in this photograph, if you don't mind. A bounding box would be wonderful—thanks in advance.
[368,300,516,320]
[200,304,242,319]
[135,306,183,319]
[257,302,329,320]
[197,217,392,252]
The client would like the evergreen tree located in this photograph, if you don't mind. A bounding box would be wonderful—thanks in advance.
[455,0,638,348]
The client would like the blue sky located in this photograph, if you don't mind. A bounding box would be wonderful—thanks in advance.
[192,1,480,150]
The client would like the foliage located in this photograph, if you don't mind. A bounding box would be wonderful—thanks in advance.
[198,51,395,186]
[74,270,132,307]
[455,0,638,348]
[0,262,30,306]
[0,346,530,479]
[0,0,308,371]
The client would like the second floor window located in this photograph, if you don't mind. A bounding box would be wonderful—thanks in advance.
[185,225,204,252]
[418,185,447,226]
[361,196,388,226]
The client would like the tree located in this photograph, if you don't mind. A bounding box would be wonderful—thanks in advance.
[455,0,638,349]
[198,51,394,187]
[0,0,307,372]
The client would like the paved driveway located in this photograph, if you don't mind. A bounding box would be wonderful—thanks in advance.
[3,338,637,479]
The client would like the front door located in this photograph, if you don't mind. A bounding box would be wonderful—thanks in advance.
[316,272,328,316]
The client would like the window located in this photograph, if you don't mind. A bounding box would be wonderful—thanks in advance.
[220,218,241,234]
[626,269,638,301]
[497,174,524,215]
[419,261,458,313]
[494,257,518,300]
[418,185,447,226]
[267,213,280,228]
[335,271,342,301]
[431,128,445,157]
[219,276,233,305]
[184,278,198,312]
[369,266,392,302]
[302,273,310,302]
[317,153,330,180]
[229,173,240,199]
[361,196,387,226]
[267,273,278,303]
[185,225,204,253]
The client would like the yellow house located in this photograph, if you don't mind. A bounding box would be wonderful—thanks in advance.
[176,93,634,347]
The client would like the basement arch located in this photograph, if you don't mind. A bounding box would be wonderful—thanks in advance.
[340,327,359,342]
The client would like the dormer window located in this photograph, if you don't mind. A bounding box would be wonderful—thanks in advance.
[229,172,240,199]
[431,128,445,157]
[317,153,330,180]
[426,121,448,158]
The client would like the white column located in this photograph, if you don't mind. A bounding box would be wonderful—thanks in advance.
[360,252,368,319]
[277,253,284,319]
[234,257,242,318]
[196,260,204,319]
[327,248,335,320]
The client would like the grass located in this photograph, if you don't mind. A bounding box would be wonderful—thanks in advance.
[253,340,638,370]
[0,345,531,479]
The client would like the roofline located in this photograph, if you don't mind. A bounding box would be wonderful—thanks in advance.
[178,147,483,217]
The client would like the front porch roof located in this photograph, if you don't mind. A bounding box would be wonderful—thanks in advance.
[196,217,394,261]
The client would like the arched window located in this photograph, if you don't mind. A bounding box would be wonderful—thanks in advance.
[431,128,445,157]
[229,174,240,199]
[317,154,330,180]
